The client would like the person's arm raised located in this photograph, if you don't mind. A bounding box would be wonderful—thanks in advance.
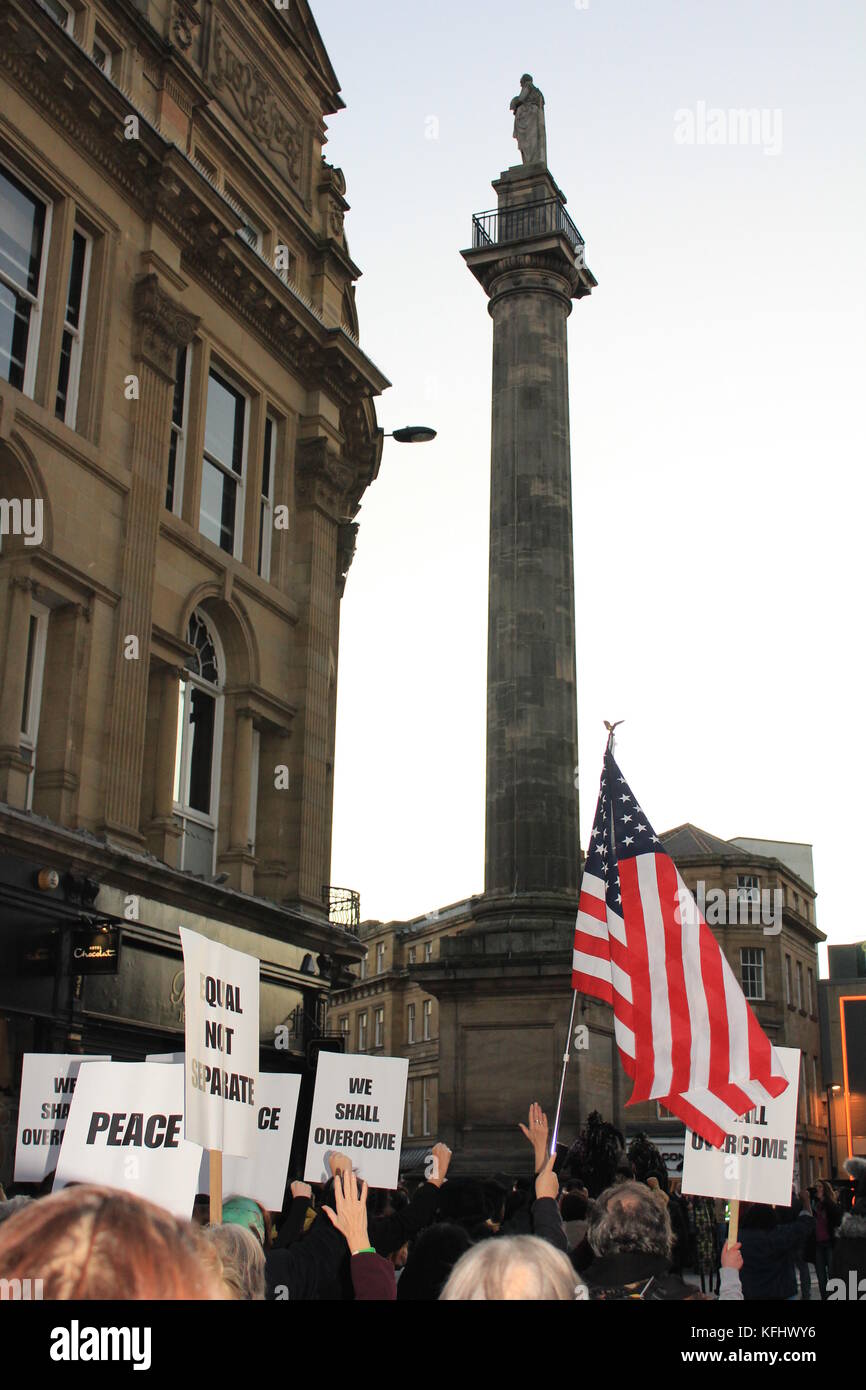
[518,1101,550,1176]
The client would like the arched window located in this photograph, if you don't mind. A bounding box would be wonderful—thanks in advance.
[173,609,224,875]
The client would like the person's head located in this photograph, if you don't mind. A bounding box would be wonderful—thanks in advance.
[440,1235,586,1301]
[0,1185,228,1299]
[0,1195,31,1226]
[482,1179,508,1227]
[435,1178,487,1232]
[740,1202,777,1231]
[397,1223,472,1301]
[220,1196,266,1247]
[560,1192,589,1223]
[204,1223,265,1300]
[844,1156,866,1211]
[587,1181,673,1261]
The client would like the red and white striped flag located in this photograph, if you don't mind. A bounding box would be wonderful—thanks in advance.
[572,745,788,1147]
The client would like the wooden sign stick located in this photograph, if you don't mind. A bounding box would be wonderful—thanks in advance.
[727,1197,740,1248]
[209,1149,222,1224]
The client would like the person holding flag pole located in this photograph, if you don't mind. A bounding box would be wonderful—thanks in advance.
[550,724,789,1253]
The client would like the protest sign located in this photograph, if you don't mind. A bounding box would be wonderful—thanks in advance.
[145,1052,185,1064]
[197,1072,301,1210]
[53,1062,201,1218]
[681,1045,800,1205]
[179,927,260,1160]
[14,1053,110,1183]
[304,1052,408,1189]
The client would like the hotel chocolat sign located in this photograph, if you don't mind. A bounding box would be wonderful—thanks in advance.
[208,15,304,189]
[71,926,120,975]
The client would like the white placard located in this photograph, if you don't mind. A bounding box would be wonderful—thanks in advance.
[197,1072,302,1210]
[681,1046,800,1205]
[146,1052,185,1064]
[304,1052,408,1190]
[179,926,260,1158]
[14,1054,110,1183]
[53,1062,202,1218]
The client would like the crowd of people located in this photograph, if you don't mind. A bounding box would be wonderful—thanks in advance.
[1,1104,863,1302]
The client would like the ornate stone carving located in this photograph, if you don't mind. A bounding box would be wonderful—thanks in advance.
[209,15,304,189]
[336,520,359,592]
[132,274,200,378]
[295,437,355,521]
[171,0,201,53]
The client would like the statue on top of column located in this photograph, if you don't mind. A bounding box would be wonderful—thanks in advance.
[510,75,547,166]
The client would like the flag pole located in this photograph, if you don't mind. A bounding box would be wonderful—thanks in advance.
[550,723,621,1157]
[550,990,579,1157]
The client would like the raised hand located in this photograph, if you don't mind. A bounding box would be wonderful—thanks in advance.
[322,1166,371,1255]
[426,1141,453,1188]
[519,1101,550,1172]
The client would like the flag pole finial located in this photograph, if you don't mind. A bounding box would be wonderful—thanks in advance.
[604,719,623,753]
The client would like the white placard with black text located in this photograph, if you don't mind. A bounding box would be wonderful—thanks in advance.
[179,926,260,1158]
[197,1071,302,1210]
[681,1046,800,1205]
[304,1052,408,1190]
[14,1053,110,1183]
[53,1062,202,1218]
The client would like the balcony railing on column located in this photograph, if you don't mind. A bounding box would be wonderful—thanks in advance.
[471,198,585,257]
[323,885,361,933]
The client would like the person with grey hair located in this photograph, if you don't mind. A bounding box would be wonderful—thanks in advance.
[0,1195,31,1226]
[204,1222,266,1300]
[440,1234,587,1301]
[583,1181,741,1301]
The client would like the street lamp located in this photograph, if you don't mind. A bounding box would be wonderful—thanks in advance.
[385,426,437,445]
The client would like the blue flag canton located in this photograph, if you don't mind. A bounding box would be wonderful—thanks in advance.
[583,751,662,914]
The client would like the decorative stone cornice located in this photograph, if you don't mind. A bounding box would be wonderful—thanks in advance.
[208,11,306,193]
[336,520,359,593]
[482,251,582,308]
[132,274,200,378]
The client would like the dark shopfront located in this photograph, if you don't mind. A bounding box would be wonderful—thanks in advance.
[0,841,361,1189]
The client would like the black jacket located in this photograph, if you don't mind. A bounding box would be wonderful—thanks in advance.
[265,1210,346,1300]
[829,1211,866,1292]
[739,1214,814,1300]
[584,1251,704,1301]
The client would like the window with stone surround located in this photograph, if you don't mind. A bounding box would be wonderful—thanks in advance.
[740,947,765,1001]
[55,227,92,429]
[166,345,190,514]
[374,1006,384,1048]
[0,163,51,398]
[258,415,277,579]
[19,601,49,811]
[357,1011,367,1052]
[173,610,224,876]
[201,366,248,558]
[406,1080,416,1137]
[423,998,432,1040]
[422,1077,432,1135]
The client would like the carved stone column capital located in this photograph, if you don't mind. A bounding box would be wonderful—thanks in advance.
[296,437,356,521]
[132,274,200,380]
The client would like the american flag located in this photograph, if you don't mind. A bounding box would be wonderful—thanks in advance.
[572,746,789,1147]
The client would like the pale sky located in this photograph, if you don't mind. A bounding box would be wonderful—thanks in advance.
[317,0,866,965]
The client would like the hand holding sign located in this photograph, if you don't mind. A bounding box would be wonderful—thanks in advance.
[323,1166,371,1256]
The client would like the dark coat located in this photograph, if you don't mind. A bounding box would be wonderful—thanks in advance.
[829,1211,866,1293]
[739,1214,814,1300]
[350,1251,396,1301]
[265,1209,345,1300]
[584,1251,707,1301]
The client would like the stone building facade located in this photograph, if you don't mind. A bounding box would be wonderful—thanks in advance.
[0,0,387,1182]
[331,827,829,1179]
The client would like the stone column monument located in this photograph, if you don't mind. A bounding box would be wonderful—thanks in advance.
[417,86,615,1172]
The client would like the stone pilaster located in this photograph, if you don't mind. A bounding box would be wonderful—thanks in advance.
[290,436,352,908]
[101,275,199,847]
